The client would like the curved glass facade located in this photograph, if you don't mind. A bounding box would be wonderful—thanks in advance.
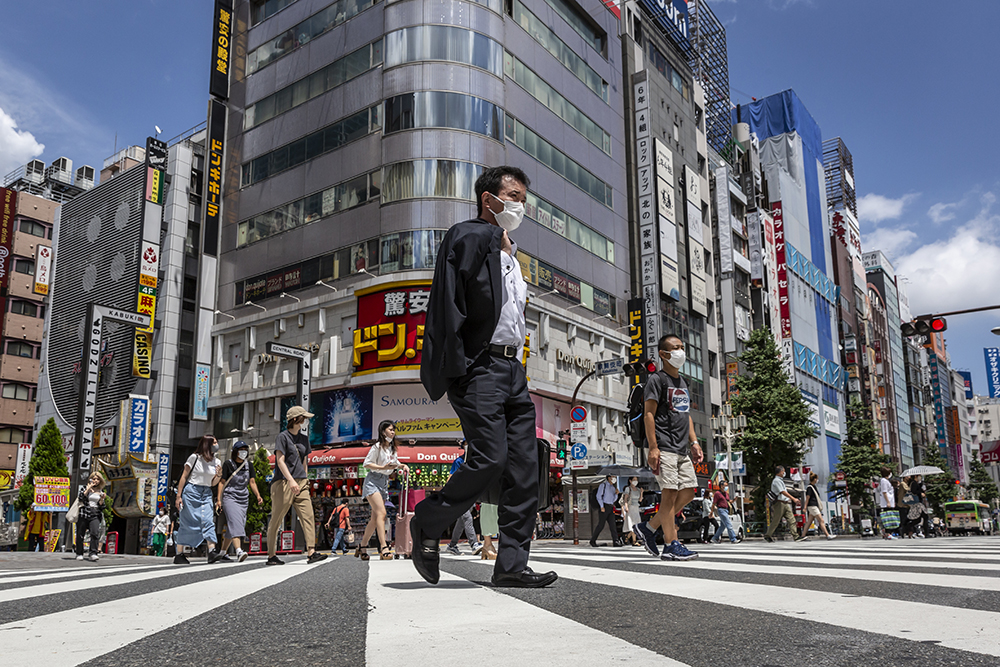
[247,0,380,74]
[384,26,503,77]
[381,160,483,204]
[384,92,503,141]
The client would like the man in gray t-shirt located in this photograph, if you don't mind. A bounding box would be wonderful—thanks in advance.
[764,465,803,542]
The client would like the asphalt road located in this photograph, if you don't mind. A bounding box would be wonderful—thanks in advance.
[2,536,999,666]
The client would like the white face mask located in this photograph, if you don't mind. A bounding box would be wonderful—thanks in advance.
[489,192,524,233]
[630,480,638,487]
[666,349,686,369]
[237,450,248,461]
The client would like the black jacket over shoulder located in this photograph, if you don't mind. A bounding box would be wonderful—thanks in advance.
[420,218,503,400]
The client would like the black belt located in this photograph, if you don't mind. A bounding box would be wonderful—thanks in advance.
[487,343,519,358]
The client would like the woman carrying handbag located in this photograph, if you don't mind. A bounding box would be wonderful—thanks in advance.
[75,473,107,561]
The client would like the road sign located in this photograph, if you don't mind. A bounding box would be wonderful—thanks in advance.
[570,406,588,422]
[571,443,588,460]
[588,450,612,467]
[596,358,624,376]
[835,471,845,482]
[570,458,587,470]
[570,422,588,441]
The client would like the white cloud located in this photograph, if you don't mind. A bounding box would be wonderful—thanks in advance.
[862,226,917,259]
[892,194,1000,315]
[857,193,919,224]
[0,106,44,177]
[928,201,959,224]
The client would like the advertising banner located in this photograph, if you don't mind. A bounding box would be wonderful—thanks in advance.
[802,391,820,434]
[33,245,52,295]
[353,281,431,374]
[823,401,841,438]
[203,99,226,257]
[0,470,13,490]
[684,165,700,203]
[127,394,150,455]
[659,215,678,262]
[686,199,703,246]
[283,386,374,447]
[193,363,210,420]
[726,361,739,398]
[627,298,645,364]
[981,440,1000,464]
[690,274,707,317]
[210,0,234,100]
[139,242,159,289]
[372,384,462,438]
[44,529,61,553]
[772,202,792,341]
[634,75,660,352]
[637,0,690,53]
[957,370,973,400]
[33,476,71,511]
[656,176,675,223]
[660,256,680,302]
[0,187,16,293]
[156,453,170,512]
[985,348,1000,398]
[715,166,733,273]
[14,442,32,488]
[747,211,763,283]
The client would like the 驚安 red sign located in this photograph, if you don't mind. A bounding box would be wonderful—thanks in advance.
[353,281,430,375]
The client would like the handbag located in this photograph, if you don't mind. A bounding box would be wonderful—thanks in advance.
[880,510,901,530]
[345,530,356,547]
[66,498,81,524]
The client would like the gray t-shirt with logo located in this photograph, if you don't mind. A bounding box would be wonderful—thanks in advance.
[274,430,309,483]
[643,371,691,455]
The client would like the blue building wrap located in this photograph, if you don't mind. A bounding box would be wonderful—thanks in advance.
[826,435,842,479]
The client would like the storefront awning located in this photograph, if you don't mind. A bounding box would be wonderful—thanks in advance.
[269,444,562,468]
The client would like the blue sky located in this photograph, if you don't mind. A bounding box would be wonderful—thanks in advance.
[1,0,998,392]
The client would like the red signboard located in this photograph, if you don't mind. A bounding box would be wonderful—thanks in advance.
[771,201,792,340]
[353,281,431,374]
[981,441,1000,464]
[0,187,16,293]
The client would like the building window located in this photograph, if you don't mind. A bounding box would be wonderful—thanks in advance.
[542,0,606,55]
[229,343,242,372]
[1,383,31,401]
[250,0,297,25]
[0,427,27,443]
[247,0,380,74]
[243,105,380,186]
[18,219,48,238]
[9,300,39,317]
[5,341,35,358]
[504,52,611,155]
[213,405,244,440]
[14,259,34,275]
[505,116,612,208]
[384,25,503,77]
[524,192,614,263]
[245,41,383,130]
[509,0,608,102]
[647,41,690,100]
[384,92,503,141]
[381,160,483,204]
[238,170,381,247]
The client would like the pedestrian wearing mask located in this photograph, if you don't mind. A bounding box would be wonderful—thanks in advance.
[268,406,327,565]
[764,466,804,542]
[698,488,718,543]
[590,476,622,547]
[800,473,835,540]
[325,498,352,555]
[908,475,929,537]
[358,420,409,561]
[711,480,740,543]
[877,467,898,540]
[75,473,106,561]
[150,506,171,557]
[620,477,643,546]
[174,435,223,564]
[216,441,263,562]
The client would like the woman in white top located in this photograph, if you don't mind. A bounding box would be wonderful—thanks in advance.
[357,420,409,561]
[620,477,643,546]
[174,435,223,564]
[75,473,107,561]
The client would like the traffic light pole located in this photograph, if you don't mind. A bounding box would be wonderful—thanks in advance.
[922,304,1000,318]
[569,369,596,545]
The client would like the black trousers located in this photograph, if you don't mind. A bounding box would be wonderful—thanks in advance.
[591,504,619,544]
[414,353,537,575]
[76,515,101,556]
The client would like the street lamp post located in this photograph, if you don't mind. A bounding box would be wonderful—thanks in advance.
[711,404,747,514]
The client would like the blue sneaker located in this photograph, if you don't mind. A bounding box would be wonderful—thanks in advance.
[662,540,698,561]
[635,522,659,557]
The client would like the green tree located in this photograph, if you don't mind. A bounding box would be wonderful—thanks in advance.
[730,328,817,512]
[245,447,273,535]
[15,418,69,512]
[921,447,956,518]
[837,400,889,519]
[968,458,999,505]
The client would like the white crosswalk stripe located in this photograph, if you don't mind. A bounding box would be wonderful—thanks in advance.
[1,537,998,666]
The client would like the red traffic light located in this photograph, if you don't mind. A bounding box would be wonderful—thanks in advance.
[930,317,947,332]
[645,359,658,373]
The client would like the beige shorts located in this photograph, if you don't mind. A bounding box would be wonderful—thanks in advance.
[654,451,698,491]
[807,506,823,518]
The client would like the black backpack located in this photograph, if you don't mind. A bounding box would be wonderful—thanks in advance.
[627,370,673,450]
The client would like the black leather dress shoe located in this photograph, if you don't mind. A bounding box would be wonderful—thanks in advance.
[491,567,558,588]
[410,519,440,585]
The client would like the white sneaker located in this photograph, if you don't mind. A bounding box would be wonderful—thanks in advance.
[89,554,100,561]
[236,549,248,562]
[826,534,837,540]
[76,555,84,561]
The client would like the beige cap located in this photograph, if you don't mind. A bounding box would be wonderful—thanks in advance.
[286,405,315,420]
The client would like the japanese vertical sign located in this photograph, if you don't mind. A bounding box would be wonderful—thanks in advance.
[193,363,210,420]
[771,201,794,381]
[203,99,226,257]
[14,442,32,489]
[985,348,1000,398]
[134,138,166,378]
[0,187,16,294]
[627,298,645,367]
[33,245,52,295]
[210,0,234,101]
[156,452,171,512]
[634,76,660,354]
[127,394,150,456]
[654,138,679,302]
[353,282,431,374]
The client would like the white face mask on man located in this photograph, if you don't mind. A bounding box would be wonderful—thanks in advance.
[237,450,248,461]
[488,192,525,233]
[665,348,686,369]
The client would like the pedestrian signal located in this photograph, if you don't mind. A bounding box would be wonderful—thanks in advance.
[556,440,567,460]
